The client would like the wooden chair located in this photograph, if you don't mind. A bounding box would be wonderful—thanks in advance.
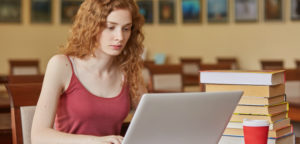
[147,64,183,93]
[143,60,155,68]
[7,75,44,84]
[180,58,201,86]
[0,75,44,144]
[217,57,239,70]
[260,60,284,70]
[0,106,12,144]
[9,60,40,75]
[0,75,8,84]
[6,83,42,144]
[295,60,300,69]
[199,63,232,71]
[285,69,300,122]
[142,60,155,91]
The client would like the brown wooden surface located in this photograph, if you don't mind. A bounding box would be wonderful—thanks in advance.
[199,63,231,70]
[285,69,300,122]
[0,128,12,144]
[147,64,183,92]
[217,57,238,64]
[182,75,199,86]
[9,59,40,75]
[180,57,202,64]
[0,96,10,113]
[0,75,8,84]
[285,69,300,81]
[180,58,201,86]
[143,60,155,68]
[289,104,300,122]
[6,83,42,144]
[7,75,44,84]
[260,60,284,70]
[217,57,239,69]
[297,137,300,144]
[296,60,300,69]
[147,64,182,74]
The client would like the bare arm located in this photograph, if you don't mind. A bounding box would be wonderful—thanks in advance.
[31,55,122,144]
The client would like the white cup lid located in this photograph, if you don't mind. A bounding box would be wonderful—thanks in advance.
[243,119,269,127]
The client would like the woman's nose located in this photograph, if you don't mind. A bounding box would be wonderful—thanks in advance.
[114,29,123,41]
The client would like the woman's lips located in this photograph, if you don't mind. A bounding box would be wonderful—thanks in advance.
[111,45,122,50]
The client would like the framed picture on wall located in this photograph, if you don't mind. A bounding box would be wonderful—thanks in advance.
[137,0,153,24]
[182,0,202,23]
[291,0,300,20]
[264,0,283,21]
[0,0,21,23]
[61,0,83,23]
[235,0,258,22]
[207,0,228,23]
[31,0,51,23]
[159,0,176,24]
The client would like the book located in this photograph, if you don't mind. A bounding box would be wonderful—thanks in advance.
[205,84,285,98]
[234,102,288,115]
[219,132,295,144]
[223,125,292,138]
[200,70,285,85]
[230,112,288,123]
[238,95,285,106]
[226,118,290,130]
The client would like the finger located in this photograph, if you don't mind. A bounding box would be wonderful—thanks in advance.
[116,137,123,144]
[109,136,121,144]
[117,136,123,140]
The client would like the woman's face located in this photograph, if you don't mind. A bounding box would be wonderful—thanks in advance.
[98,9,132,56]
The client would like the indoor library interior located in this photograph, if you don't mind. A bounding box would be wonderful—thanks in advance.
[0,0,300,144]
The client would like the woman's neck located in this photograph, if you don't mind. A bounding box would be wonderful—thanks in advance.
[77,54,117,77]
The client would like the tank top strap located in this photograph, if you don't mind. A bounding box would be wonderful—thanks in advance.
[66,56,75,74]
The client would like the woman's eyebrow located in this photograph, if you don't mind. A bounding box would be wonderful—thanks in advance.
[107,21,132,26]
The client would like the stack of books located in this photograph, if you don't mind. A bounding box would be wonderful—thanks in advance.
[200,70,295,144]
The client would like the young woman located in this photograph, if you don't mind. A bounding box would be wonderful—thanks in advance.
[31,0,146,144]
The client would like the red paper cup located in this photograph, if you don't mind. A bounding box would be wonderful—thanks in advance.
[243,119,269,144]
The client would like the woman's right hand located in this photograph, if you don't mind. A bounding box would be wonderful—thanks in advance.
[97,135,124,144]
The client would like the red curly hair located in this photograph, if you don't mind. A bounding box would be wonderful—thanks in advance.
[61,0,145,108]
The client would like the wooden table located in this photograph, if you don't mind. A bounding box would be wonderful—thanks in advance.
[0,77,11,144]
[0,75,8,84]
[0,96,10,113]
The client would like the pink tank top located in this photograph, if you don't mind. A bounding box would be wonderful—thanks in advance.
[54,57,130,136]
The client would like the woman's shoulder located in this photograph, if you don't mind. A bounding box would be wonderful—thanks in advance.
[44,54,73,87]
[46,54,72,75]
[47,54,70,68]
[49,54,69,64]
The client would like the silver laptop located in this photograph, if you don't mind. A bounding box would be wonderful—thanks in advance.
[122,91,243,144]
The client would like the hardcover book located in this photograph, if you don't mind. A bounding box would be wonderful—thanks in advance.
[200,70,285,85]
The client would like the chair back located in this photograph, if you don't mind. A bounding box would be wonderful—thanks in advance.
[142,60,155,90]
[260,60,283,70]
[180,58,201,86]
[6,83,42,144]
[9,60,40,75]
[147,64,183,93]
[180,58,201,75]
[285,69,300,122]
[217,57,239,70]
[7,75,44,84]
[295,60,300,69]
[199,63,231,70]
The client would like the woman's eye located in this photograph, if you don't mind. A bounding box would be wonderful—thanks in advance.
[108,27,114,30]
[123,27,131,31]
